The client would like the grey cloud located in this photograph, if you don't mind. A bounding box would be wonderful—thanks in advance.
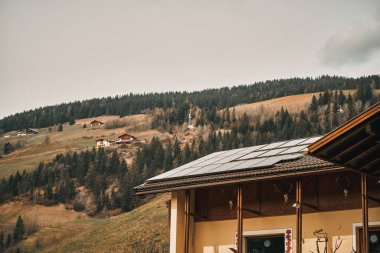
[318,23,380,67]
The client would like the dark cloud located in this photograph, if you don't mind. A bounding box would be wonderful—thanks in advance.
[318,22,380,67]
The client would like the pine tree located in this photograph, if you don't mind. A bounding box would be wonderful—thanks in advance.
[120,160,128,176]
[0,230,4,250]
[182,143,191,164]
[232,108,237,123]
[163,142,173,171]
[356,82,373,104]
[309,95,318,111]
[13,215,25,242]
[173,139,182,166]
[69,118,75,125]
[6,234,11,248]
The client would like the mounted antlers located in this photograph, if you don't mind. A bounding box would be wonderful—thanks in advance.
[274,183,293,203]
[335,176,351,198]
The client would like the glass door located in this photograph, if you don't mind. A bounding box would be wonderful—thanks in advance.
[246,234,285,253]
[358,227,380,253]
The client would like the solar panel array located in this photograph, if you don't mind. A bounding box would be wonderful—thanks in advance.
[147,136,321,182]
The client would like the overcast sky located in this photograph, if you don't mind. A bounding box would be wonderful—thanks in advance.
[1,0,380,118]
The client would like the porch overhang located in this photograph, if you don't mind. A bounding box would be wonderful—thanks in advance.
[308,102,380,179]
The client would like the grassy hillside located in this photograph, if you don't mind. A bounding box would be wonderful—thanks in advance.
[3,89,379,178]
[0,199,100,252]
[0,114,172,178]
[226,89,380,121]
[38,194,170,253]
[0,194,169,252]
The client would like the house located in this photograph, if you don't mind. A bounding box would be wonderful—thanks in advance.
[17,128,39,136]
[96,138,111,148]
[135,102,380,253]
[116,133,137,144]
[90,120,104,127]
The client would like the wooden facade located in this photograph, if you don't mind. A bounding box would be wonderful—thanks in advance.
[193,171,380,222]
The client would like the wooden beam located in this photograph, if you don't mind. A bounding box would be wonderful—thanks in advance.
[365,120,380,137]
[184,190,191,253]
[237,185,243,253]
[331,135,373,161]
[302,202,318,210]
[358,156,380,171]
[242,207,261,215]
[317,125,366,156]
[361,174,369,253]
[296,179,302,253]
[367,195,380,205]
[343,143,379,166]
[189,212,207,220]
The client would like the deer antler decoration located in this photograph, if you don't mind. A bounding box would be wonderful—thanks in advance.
[274,183,293,203]
[335,176,351,199]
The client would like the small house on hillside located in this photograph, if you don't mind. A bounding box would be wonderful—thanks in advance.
[96,138,111,148]
[116,133,137,144]
[135,102,380,253]
[17,128,39,136]
[90,120,104,127]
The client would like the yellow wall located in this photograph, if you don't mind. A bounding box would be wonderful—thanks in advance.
[194,207,380,253]
[170,190,195,253]
[171,190,380,253]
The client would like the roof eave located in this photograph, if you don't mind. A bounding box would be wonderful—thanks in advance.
[134,165,344,195]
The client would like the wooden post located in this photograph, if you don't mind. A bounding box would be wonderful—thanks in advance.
[237,185,243,253]
[296,179,302,253]
[184,190,191,253]
[361,174,369,253]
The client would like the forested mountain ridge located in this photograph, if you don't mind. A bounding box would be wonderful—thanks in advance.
[0,78,379,252]
[1,82,379,213]
[1,75,379,132]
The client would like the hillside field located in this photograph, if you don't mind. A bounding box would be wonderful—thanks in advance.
[227,89,380,121]
[0,114,172,178]
[0,194,169,252]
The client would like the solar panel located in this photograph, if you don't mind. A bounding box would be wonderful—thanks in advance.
[228,158,268,171]
[252,155,295,167]
[278,138,308,148]
[187,164,223,176]
[207,161,246,173]
[257,148,288,157]
[279,145,308,154]
[214,153,248,164]
[258,141,288,150]
[169,166,204,178]
[237,151,268,160]
[299,136,322,145]
[234,145,266,155]
[217,149,242,157]
[195,156,228,167]
[147,167,184,181]
[146,136,321,182]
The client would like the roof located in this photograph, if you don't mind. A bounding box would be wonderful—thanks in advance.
[308,102,380,179]
[135,136,343,195]
[118,133,137,139]
[90,120,103,124]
